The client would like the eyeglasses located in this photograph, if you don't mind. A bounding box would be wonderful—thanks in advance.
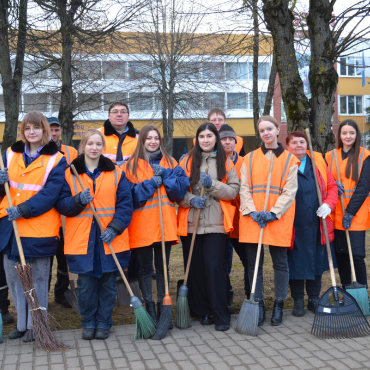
[109,110,128,115]
[24,126,43,133]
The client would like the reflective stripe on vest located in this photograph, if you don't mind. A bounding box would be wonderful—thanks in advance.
[64,145,71,164]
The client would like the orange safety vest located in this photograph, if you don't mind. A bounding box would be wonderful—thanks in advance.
[64,166,129,255]
[60,144,78,165]
[177,156,236,236]
[193,135,244,154]
[0,148,64,238]
[229,155,243,239]
[98,127,137,161]
[239,148,299,247]
[325,147,370,231]
[123,157,179,248]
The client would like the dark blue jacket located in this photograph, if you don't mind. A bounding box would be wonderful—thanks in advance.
[55,155,133,276]
[0,140,66,259]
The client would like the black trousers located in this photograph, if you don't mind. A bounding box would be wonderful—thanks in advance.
[0,252,10,310]
[230,238,250,298]
[182,233,230,326]
[336,253,368,288]
[289,275,322,299]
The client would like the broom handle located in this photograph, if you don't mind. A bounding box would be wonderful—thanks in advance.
[157,188,170,295]
[183,168,208,286]
[250,151,274,299]
[305,129,337,287]
[333,149,357,282]
[0,150,27,267]
[71,164,134,297]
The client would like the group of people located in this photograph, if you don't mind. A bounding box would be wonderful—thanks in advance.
[0,100,368,343]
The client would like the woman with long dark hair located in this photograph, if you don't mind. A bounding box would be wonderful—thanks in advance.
[325,119,370,294]
[124,124,189,324]
[177,122,240,331]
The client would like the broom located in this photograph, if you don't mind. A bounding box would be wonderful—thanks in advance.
[175,168,208,329]
[333,149,370,315]
[305,129,370,339]
[151,188,172,340]
[235,151,274,336]
[70,165,156,340]
[0,150,68,352]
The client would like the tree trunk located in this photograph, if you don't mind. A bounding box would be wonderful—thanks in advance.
[263,47,277,116]
[307,0,336,153]
[0,0,28,151]
[263,0,310,132]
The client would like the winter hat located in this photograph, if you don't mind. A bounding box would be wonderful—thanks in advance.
[219,124,237,141]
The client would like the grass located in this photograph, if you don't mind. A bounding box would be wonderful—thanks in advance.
[3,233,370,334]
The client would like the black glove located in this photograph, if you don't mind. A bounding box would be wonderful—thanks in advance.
[336,181,344,196]
[342,213,354,230]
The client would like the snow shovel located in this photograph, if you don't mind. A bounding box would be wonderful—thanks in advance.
[306,128,370,339]
[116,272,142,307]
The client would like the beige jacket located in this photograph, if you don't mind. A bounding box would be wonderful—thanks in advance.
[240,149,299,219]
[178,152,240,234]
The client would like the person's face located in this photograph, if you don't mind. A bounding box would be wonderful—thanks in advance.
[24,123,43,145]
[287,136,307,160]
[108,105,130,132]
[50,124,62,143]
[144,130,160,152]
[209,113,225,131]
[84,134,104,160]
[258,120,280,145]
[198,129,217,152]
[221,137,236,154]
[340,125,356,148]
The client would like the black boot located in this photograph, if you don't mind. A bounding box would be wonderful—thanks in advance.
[258,300,265,326]
[292,298,305,317]
[307,296,319,313]
[145,301,157,324]
[271,300,284,326]
[227,291,235,314]
[157,302,173,330]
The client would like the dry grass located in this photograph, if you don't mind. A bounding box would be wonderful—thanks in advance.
[3,233,370,335]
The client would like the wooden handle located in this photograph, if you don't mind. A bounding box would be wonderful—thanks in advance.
[250,152,275,297]
[333,149,357,282]
[0,149,26,267]
[183,168,208,285]
[71,164,134,297]
[305,129,337,287]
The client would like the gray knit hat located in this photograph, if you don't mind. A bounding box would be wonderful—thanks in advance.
[219,124,237,141]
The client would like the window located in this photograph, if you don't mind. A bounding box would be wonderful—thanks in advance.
[50,93,61,111]
[227,93,248,109]
[78,93,102,111]
[129,93,154,111]
[181,62,201,80]
[102,61,126,79]
[23,61,48,79]
[204,63,224,79]
[104,92,127,111]
[339,57,363,77]
[203,93,225,110]
[258,62,270,79]
[128,61,152,79]
[23,94,48,112]
[74,61,102,80]
[226,62,250,80]
[339,95,363,114]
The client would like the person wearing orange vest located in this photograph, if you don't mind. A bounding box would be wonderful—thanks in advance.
[219,124,248,315]
[240,115,299,327]
[0,112,66,342]
[98,101,138,165]
[123,124,189,326]
[55,129,133,340]
[178,122,240,331]
[47,116,79,309]
[286,131,338,317]
[325,119,370,295]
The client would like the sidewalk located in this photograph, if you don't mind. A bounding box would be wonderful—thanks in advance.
[1,310,370,370]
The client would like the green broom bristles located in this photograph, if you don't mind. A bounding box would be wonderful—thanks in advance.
[346,283,370,316]
[131,297,156,340]
[235,298,259,336]
[175,285,191,329]
[151,304,172,340]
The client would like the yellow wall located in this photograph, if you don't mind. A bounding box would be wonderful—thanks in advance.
[338,116,370,133]
[338,77,370,96]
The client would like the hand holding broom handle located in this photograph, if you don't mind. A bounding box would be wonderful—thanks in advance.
[0,150,26,267]
[183,168,208,286]
[305,129,337,288]
[71,164,134,297]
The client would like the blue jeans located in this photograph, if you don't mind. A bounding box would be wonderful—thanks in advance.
[77,272,117,330]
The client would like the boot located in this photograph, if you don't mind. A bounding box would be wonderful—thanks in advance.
[271,299,284,326]
[307,297,319,313]
[292,298,305,317]
[227,291,235,314]
[157,302,173,330]
[145,301,157,324]
[258,300,265,326]
[1,309,14,324]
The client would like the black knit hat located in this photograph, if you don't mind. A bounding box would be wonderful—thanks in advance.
[219,124,237,141]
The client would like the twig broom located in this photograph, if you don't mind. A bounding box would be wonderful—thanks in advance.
[235,152,274,336]
[0,149,68,352]
[70,164,156,340]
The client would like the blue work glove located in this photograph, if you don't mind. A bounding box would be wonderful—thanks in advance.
[342,213,354,230]
[6,206,22,221]
[114,160,126,167]
[190,196,207,209]
[250,211,267,228]
[152,164,165,177]
[179,154,187,163]
[0,168,9,185]
[152,175,162,188]
[79,188,93,206]
[336,181,344,196]
[250,211,259,222]
[100,227,118,244]
[200,172,212,188]
[259,211,277,224]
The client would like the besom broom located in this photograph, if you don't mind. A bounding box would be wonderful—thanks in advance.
[305,128,370,339]
[333,148,370,316]
[234,152,275,336]
[71,164,156,340]
[0,149,68,352]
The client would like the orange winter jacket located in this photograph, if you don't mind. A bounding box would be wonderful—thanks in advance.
[60,144,78,165]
